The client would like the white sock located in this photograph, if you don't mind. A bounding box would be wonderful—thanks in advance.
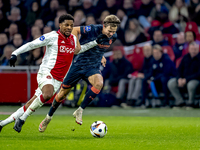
[20,96,44,121]
[0,106,25,127]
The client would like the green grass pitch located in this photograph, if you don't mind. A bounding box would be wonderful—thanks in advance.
[0,106,200,150]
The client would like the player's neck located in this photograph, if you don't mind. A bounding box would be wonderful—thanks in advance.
[59,30,70,39]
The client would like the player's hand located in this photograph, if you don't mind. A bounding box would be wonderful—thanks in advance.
[96,34,109,44]
[9,54,17,67]
[101,56,106,67]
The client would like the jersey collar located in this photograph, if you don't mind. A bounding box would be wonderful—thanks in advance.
[57,29,71,40]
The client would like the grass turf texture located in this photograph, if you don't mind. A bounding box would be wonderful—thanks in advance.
[0,106,200,150]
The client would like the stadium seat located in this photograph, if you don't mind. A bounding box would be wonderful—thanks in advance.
[162,46,175,61]
[111,86,118,93]
[182,47,189,56]
[163,34,175,46]
[126,46,144,71]
[185,22,199,34]
[196,33,200,41]
[151,20,161,27]
[175,57,183,68]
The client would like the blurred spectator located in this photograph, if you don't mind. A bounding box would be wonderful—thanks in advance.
[0,44,15,66]
[56,6,67,17]
[27,47,43,66]
[28,25,42,42]
[25,1,41,27]
[168,42,200,108]
[168,0,188,31]
[0,10,10,33]
[46,5,67,27]
[123,44,154,107]
[39,0,59,25]
[73,9,86,26]
[80,0,95,16]
[85,14,96,26]
[12,33,28,65]
[116,9,128,30]
[122,19,147,46]
[6,23,18,42]
[122,0,136,18]
[137,0,155,28]
[188,0,200,26]
[161,16,179,34]
[183,31,200,51]
[105,0,118,15]
[54,16,59,30]
[98,10,110,24]
[67,0,81,16]
[116,9,127,44]
[7,7,27,39]
[34,19,44,31]
[109,47,134,105]
[12,33,24,48]
[43,26,52,34]
[173,32,185,60]
[40,0,51,9]
[152,30,169,46]
[149,0,171,22]
[92,0,107,18]
[142,45,177,107]
[9,0,27,19]
[0,33,8,57]
[0,0,10,17]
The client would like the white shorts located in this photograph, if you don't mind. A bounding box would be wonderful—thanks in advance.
[34,72,62,97]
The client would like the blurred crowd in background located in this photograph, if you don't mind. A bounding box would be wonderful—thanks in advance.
[1,0,200,109]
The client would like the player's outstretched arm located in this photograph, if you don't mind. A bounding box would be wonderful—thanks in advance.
[76,34,110,54]
[9,33,52,67]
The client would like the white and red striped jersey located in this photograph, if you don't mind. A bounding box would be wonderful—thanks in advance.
[12,30,77,81]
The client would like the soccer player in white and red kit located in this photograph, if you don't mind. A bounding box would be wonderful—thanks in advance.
[11,14,79,132]
[0,14,108,133]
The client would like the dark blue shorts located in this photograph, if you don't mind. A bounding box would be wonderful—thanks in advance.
[62,65,102,89]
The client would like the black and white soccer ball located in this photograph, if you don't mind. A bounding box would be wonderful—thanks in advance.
[90,121,108,138]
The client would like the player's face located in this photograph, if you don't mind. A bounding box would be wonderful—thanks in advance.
[103,25,117,38]
[59,20,74,37]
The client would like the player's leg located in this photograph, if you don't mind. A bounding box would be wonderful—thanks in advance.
[73,73,103,125]
[0,95,37,132]
[13,73,60,133]
[39,66,81,132]
[39,87,71,132]
[14,84,54,132]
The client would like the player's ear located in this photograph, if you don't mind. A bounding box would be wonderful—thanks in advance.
[59,23,62,29]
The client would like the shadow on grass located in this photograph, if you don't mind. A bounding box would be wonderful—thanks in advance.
[0,134,98,141]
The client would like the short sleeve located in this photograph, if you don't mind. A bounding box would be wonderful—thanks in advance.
[80,25,92,35]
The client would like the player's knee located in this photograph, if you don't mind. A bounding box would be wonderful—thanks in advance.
[94,81,103,90]
[43,92,53,100]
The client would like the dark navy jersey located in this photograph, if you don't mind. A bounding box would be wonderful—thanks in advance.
[73,24,117,69]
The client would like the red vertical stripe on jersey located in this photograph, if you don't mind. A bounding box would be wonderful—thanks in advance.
[50,33,75,81]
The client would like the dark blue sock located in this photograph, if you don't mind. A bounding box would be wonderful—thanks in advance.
[48,99,61,117]
[81,87,100,109]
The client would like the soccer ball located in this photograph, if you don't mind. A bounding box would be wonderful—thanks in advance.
[90,121,108,138]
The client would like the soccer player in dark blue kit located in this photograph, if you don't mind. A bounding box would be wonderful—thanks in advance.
[37,15,120,132]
